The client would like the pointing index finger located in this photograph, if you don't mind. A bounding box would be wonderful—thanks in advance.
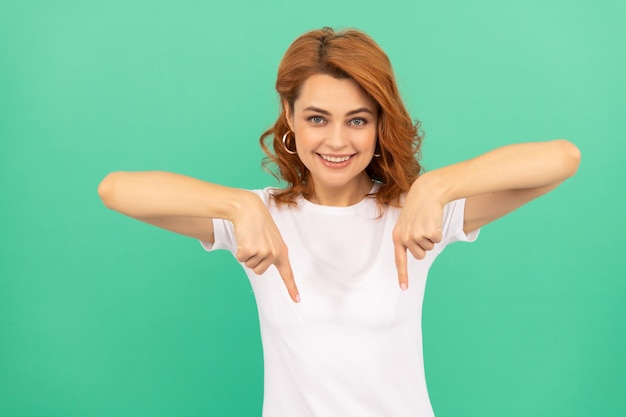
[394,241,409,291]
[275,253,300,303]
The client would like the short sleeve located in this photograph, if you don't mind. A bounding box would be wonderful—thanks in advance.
[198,187,276,254]
[199,218,237,253]
[440,198,480,246]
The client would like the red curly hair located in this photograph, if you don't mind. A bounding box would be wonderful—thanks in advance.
[260,27,423,208]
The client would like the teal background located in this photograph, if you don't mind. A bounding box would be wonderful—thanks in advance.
[1,0,624,416]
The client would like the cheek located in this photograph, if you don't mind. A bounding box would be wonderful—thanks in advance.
[356,128,378,149]
[294,127,325,148]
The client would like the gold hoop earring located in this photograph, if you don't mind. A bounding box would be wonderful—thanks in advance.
[282,132,298,155]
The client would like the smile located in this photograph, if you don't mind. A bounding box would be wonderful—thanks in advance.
[319,154,352,163]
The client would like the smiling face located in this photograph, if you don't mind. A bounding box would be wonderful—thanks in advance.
[285,74,379,206]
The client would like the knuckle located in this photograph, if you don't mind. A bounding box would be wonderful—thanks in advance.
[410,247,425,260]
[422,240,434,250]
[236,245,254,260]
[253,265,268,275]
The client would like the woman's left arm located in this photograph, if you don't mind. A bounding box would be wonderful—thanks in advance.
[393,139,581,288]
[426,139,580,233]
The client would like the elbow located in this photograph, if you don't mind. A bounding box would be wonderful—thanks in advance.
[554,139,581,178]
[98,172,120,209]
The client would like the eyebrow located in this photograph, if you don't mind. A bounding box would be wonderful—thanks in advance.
[302,106,375,117]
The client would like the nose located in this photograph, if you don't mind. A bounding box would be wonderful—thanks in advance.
[325,125,348,150]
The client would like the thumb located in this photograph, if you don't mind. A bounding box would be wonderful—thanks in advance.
[394,241,409,291]
[274,253,300,303]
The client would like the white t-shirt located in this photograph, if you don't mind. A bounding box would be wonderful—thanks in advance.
[201,186,479,417]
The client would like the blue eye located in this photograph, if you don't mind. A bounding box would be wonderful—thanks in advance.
[350,118,367,126]
[307,116,325,125]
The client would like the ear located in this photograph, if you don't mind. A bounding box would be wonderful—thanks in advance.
[283,99,295,132]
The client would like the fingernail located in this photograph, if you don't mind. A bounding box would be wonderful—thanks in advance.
[295,294,301,303]
[400,283,408,291]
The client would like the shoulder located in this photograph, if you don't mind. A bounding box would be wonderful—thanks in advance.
[248,187,281,204]
[248,187,300,212]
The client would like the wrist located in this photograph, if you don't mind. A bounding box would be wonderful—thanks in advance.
[411,171,450,205]
[226,189,261,223]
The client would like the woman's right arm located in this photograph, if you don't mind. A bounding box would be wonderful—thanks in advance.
[98,171,250,242]
[97,171,300,302]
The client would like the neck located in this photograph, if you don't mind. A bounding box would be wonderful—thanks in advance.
[307,174,373,207]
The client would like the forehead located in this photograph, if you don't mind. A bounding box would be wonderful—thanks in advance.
[294,74,376,113]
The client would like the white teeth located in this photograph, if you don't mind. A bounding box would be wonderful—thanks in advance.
[321,155,350,163]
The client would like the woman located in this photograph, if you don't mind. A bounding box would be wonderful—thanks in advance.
[99,27,580,417]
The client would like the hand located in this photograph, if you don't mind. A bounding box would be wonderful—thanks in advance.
[232,192,300,303]
[392,182,444,290]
